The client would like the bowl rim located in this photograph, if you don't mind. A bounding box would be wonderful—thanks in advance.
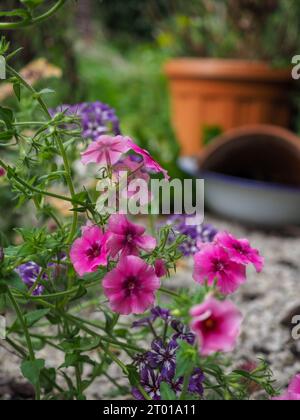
[200,169,300,194]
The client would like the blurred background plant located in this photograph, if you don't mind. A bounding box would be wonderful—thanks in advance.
[1,0,300,239]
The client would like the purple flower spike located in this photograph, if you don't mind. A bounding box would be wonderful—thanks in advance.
[50,101,121,141]
[80,102,121,140]
[165,215,218,257]
[147,339,178,381]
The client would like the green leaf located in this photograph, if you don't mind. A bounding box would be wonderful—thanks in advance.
[160,382,177,400]
[21,359,45,386]
[175,340,197,379]
[0,130,15,141]
[60,337,101,353]
[10,309,50,332]
[126,365,140,387]
[40,367,56,394]
[60,353,94,369]
[13,82,21,101]
[0,281,7,295]
[0,106,14,129]
[38,88,55,96]
[104,312,119,334]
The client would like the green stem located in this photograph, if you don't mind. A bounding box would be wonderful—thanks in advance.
[180,367,193,400]
[6,64,79,242]
[55,132,78,243]
[7,288,41,400]
[0,157,84,206]
[0,0,68,30]
[75,365,82,398]
[159,287,181,299]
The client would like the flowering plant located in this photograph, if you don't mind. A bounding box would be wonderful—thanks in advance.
[0,1,294,401]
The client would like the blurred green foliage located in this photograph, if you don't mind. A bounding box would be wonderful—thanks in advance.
[156,0,300,65]
[77,42,179,173]
[2,0,300,238]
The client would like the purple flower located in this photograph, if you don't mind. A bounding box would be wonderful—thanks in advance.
[168,376,184,394]
[165,215,218,257]
[147,339,178,380]
[188,368,205,396]
[50,101,121,141]
[133,353,152,372]
[171,320,196,345]
[15,262,47,296]
[80,102,121,140]
[132,367,161,400]
[132,307,171,329]
[151,307,171,322]
[167,368,204,397]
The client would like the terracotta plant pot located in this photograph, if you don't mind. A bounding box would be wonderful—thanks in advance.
[165,59,293,156]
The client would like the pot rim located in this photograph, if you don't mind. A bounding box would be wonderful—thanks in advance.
[198,124,300,168]
[164,58,292,82]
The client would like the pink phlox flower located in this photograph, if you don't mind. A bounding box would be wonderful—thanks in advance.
[193,243,246,295]
[81,135,130,166]
[215,232,264,273]
[273,374,300,400]
[113,157,152,206]
[107,214,156,258]
[126,138,169,180]
[190,297,243,356]
[103,255,160,315]
[154,259,167,278]
[70,224,108,276]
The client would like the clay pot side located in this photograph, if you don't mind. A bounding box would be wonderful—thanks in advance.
[165,59,293,156]
[199,125,300,187]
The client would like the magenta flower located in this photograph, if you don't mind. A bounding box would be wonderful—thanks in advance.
[215,232,264,273]
[113,156,152,206]
[154,259,167,278]
[273,374,300,400]
[127,138,170,180]
[0,167,5,177]
[193,243,246,295]
[103,256,160,315]
[190,297,243,356]
[70,225,108,276]
[81,135,130,166]
[107,214,157,258]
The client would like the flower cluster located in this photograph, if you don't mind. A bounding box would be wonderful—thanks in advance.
[50,102,121,140]
[70,216,159,315]
[193,231,264,295]
[132,307,204,400]
[165,215,218,257]
[68,134,171,315]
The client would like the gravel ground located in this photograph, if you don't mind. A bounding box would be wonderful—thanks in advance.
[1,214,300,399]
